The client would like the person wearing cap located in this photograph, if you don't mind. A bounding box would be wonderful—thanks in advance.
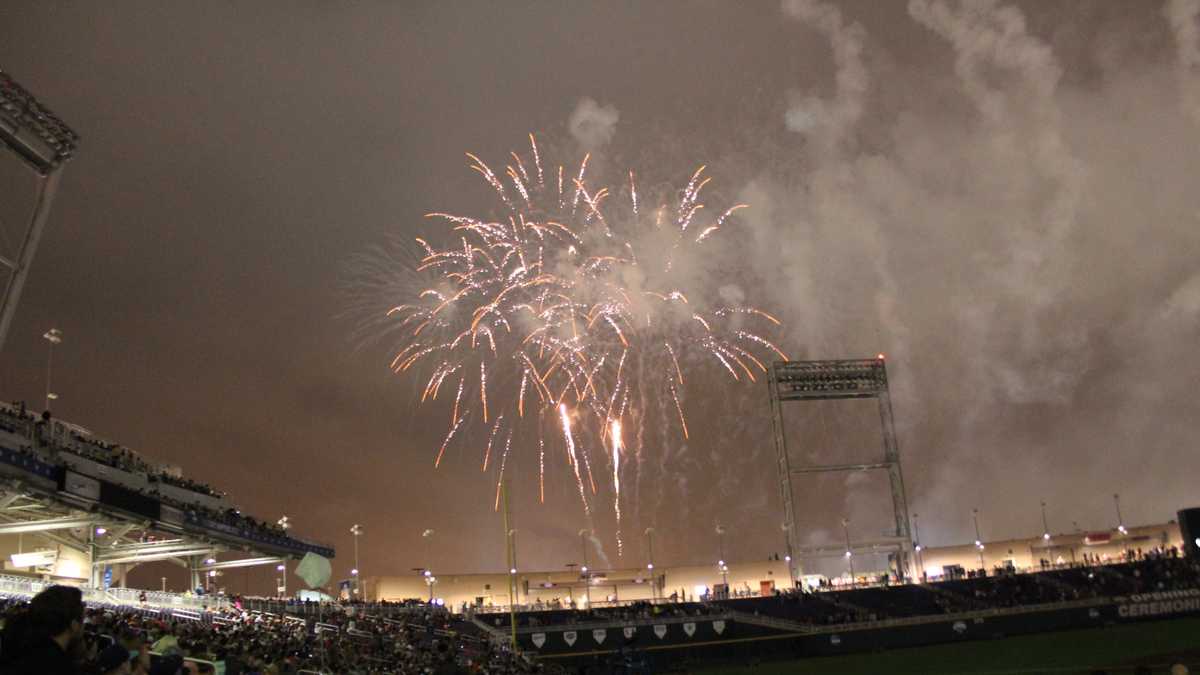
[96,644,131,675]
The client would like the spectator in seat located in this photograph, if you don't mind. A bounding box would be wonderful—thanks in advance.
[0,585,86,675]
[96,644,131,675]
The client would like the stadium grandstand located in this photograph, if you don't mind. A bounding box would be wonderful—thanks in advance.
[0,401,332,592]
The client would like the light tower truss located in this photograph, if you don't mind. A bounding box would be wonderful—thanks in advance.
[0,69,80,353]
[769,357,914,578]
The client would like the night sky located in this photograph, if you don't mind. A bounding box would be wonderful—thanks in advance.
[2,1,1199,594]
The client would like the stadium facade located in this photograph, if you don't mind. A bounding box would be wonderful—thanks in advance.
[368,521,1181,608]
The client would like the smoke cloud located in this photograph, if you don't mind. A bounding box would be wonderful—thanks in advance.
[1165,0,1200,121]
[738,0,1200,557]
[568,97,620,150]
[781,0,869,154]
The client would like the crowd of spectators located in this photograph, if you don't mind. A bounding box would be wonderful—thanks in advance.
[0,586,544,674]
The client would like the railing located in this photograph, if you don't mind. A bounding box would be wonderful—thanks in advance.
[512,611,734,635]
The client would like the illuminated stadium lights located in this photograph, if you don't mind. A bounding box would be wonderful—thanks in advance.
[771,359,889,400]
[276,564,285,571]
[1043,532,1052,541]
[509,568,516,575]
[94,527,106,536]
[205,558,216,565]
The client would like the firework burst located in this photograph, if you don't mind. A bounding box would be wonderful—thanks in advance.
[386,134,785,552]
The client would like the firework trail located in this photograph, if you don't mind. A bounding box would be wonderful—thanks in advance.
[611,418,623,557]
[385,134,785,544]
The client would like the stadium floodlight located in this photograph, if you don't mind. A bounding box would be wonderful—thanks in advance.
[509,568,516,574]
[1113,494,1127,535]
[0,72,79,354]
[0,72,78,173]
[205,557,216,565]
[276,564,285,571]
[94,526,106,536]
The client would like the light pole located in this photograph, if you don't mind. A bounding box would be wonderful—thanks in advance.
[423,569,436,602]
[161,577,166,593]
[912,513,924,580]
[350,524,363,598]
[1113,494,1127,535]
[578,529,591,606]
[781,522,797,589]
[1041,501,1052,542]
[277,563,287,597]
[715,525,728,595]
[277,516,291,534]
[42,328,61,411]
[973,509,985,570]
[842,518,854,584]
[644,527,656,599]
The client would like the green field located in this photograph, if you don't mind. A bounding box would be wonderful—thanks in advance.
[693,618,1200,675]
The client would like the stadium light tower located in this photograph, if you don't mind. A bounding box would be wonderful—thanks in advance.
[0,71,79,354]
[1113,494,1127,535]
[42,327,61,410]
[769,357,913,580]
[350,523,363,596]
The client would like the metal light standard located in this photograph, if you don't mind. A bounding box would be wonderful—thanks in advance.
[578,529,591,606]
[276,563,287,597]
[42,328,61,410]
[422,529,435,570]
[1113,494,1128,535]
[842,518,854,584]
[973,509,985,570]
[1041,501,1052,542]
[715,525,728,595]
[350,524,363,598]
[423,569,436,602]
[644,527,656,599]
[912,513,924,580]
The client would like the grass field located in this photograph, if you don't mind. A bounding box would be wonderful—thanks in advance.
[692,618,1200,675]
